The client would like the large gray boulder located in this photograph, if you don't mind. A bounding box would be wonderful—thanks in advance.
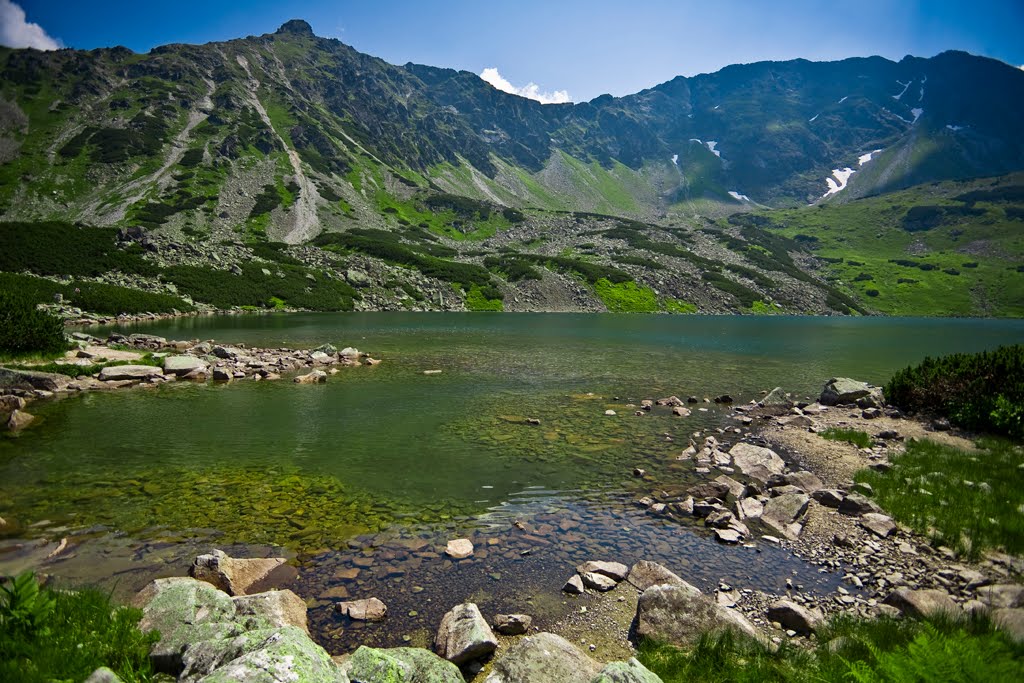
[591,658,664,682]
[190,626,344,682]
[577,560,629,582]
[767,600,822,635]
[434,603,497,665]
[976,584,1024,608]
[163,355,209,376]
[627,561,701,593]
[190,549,287,596]
[635,584,758,648]
[819,378,883,406]
[484,632,601,683]
[339,646,463,682]
[98,364,164,381]
[883,588,958,619]
[728,443,785,482]
[0,367,72,392]
[761,493,810,540]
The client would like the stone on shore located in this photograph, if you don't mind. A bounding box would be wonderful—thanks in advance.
[5,409,34,431]
[761,493,809,540]
[435,602,498,665]
[581,572,618,591]
[859,513,897,538]
[338,597,388,621]
[635,584,758,648]
[785,471,824,494]
[162,355,209,376]
[729,443,785,482]
[484,632,601,683]
[294,369,327,384]
[577,560,629,582]
[883,588,958,619]
[446,538,474,559]
[627,561,701,593]
[591,658,664,683]
[563,575,585,594]
[767,600,822,635]
[189,549,287,596]
[812,489,845,508]
[838,493,882,516]
[819,378,883,406]
[339,646,463,682]
[494,613,533,635]
[98,364,164,381]
[976,584,1024,608]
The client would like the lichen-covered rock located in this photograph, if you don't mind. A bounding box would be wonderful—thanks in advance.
[339,646,463,682]
[591,658,664,683]
[484,632,601,683]
[635,584,758,648]
[194,626,346,682]
[434,602,497,665]
[232,590,308,633]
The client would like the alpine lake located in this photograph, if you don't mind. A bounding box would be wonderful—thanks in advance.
[2,313,1022,654]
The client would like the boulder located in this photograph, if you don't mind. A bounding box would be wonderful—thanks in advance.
[859,513,896,538]
[0,367,72,392]
[883,588,958,619]
[435,602,497,665]
[688,481,731,500]
[5,409,34,431]
[735,497,764,520]
[189,550,287,596]
[635,584,758,648]
[992,608,1024,645]
[577,560,629,582]
[820,378,882,406]
[714,475,746,499]
[84,667,124,683]
[0,394,26,418]
[729,443,785,482]
[761,387,790,407]
[715,529,742,544]
[761,493,809,540]
[339,646,463,682]
[494,613,533,635]
[212,368,233,382]
[484,632,601,683]
[445,538,474,559]
[183,625,342,683]
[163,355,209,376]
[232,590,308,634]
[294,370,327,384]
[976,584,1024,609]
[563,574,586,594]
[581,572,618,591]
[767,600,822,635]
[591,658,664,683]
[338,597,388,621]
[671,406,691,417]
[98,365,164,381]
[627,561,701,593]
[785,471,823,494]
[838,493,881,516]
[812,489,845,508]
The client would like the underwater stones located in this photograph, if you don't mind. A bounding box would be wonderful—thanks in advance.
[98,364,164,381]
[294,369,327,384]
[494,613,533,635]
[5,408,34,431]
[338,597,388,621]
[484,632,602,683]
[435,602,498,665]
[339,646,463,682]
[446,538,474,559]
[189,549,287,596]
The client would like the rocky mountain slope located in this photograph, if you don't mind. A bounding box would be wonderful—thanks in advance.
[0,20,1021,317]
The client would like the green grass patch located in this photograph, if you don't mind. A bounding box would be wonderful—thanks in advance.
[856,438,1024,559]
[820,427,873,449]
[639,612,1024,683]
[464,284,504,311]
[0,572,159,683]
[885,345,1023,439]
[594,278,659,312]
[663,298,698,314]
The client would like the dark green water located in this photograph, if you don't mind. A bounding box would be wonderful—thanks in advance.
[2,313,1021,652]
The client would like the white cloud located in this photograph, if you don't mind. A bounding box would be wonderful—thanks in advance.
[479,67,571,104]
[0,0,61,51]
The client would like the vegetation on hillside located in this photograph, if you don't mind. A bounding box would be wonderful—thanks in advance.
[0,289,68,356]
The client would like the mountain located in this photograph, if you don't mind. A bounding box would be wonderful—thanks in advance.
[0,19,1022,317]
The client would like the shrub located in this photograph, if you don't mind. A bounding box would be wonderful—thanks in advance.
[0,290,68,355]
[0,221,158,277]
[885,345,1024,439]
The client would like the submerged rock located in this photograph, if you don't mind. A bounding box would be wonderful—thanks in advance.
[445,538,474,559]
[338,597,388,621]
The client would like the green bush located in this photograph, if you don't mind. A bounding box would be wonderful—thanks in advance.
[0,289,68,355]
[885,345,1024,438]
[0,221,158,277]
[0,572,159,683]
[164,263,356,311]
[0,272,193,316]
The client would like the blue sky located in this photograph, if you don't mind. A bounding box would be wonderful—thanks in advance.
[4,0,1023,102]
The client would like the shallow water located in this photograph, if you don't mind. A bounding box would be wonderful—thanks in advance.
[2,313,1021,651]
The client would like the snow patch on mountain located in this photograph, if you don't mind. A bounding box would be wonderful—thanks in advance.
[858,149,883,166]
[809,113,819,122]
[837,96,848,104]
[919,75,927,101]
[892,80,911,100]
[728,191,751,202]
[822,167,856,198]
[706,141,720,157]
[911,108,923,123]
[946,124,965,131]
[671,154,678,165]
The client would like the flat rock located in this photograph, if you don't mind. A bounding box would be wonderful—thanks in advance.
[763,493,809,526]
[435,602,497,665]
[293,370,327,384]
[163,355,209,376]
[340,646,463,682]
[484,632,601,683]
[189,550,287,596]
[581,571,618,591]
[338,597,388,621]
[859,513,896,538]
[714,529,741,544]
[627,561,701,593]
[494,613,533,635]
[883,588,958,619]
[838,493,881,516]
[445,538,474,559]
[729,443,785,482]
[635,584,758,648]
[98,364,164,381]
[577,560,629,582]
[812,489,845,508]
[785,471,823,494]
[767,599,822,635]
[735,498,764,520]
[0,367,72,392]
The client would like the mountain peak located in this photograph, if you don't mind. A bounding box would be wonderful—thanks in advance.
[276,19,314,37]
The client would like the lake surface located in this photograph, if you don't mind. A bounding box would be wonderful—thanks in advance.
[2,313,1022,652]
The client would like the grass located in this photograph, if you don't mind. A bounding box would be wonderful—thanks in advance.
[855,438,1024,559]
[638,612,1024,683]
[464,284,504,311]
[594,278,659,312]
[0,572,159,683]
[820,427,873,449]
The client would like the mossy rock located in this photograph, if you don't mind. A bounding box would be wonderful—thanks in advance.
[339,645,463,682]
